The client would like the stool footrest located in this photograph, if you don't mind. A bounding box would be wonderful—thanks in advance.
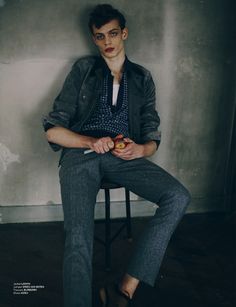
[94,222,129,245]
[94,236,106,246]
[110,223,127,243]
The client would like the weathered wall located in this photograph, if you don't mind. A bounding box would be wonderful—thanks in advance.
[0,0,235,212]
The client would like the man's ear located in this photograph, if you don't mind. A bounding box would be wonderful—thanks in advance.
[122,28,128,40]
[92,35,98,45]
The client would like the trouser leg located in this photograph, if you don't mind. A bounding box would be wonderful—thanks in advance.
[102,155,191,286]
[59,156,101,307]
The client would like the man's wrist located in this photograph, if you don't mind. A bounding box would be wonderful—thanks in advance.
[78,135,96,149]
[140,144,146,157]
[86,136,96,149]
[142,141,157,157]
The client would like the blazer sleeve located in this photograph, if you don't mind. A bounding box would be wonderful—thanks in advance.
[140,72,161,146]
[42,64,80,151]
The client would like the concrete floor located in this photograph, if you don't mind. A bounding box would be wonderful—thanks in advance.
[0,212,235,307]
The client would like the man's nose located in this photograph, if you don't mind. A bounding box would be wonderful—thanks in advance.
[104,35,111,45]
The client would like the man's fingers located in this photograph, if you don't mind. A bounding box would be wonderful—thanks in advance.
[104,140,114,152]
[108,141,114,149]
[114,134,124,140]
[93,138,114,154]
[123,137,133,143]
[112,149,132,157]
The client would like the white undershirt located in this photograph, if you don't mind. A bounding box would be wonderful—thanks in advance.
[112,84,120,106]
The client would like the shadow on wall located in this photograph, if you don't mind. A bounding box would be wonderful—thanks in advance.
[27,5,100,156]
[3,5,100,205]
[0,62,70,205]
[77,4,98,54]
[164,0,235,201]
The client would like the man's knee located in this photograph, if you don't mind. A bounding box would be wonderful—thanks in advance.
[171,184,191,214]
[160,183,191,215]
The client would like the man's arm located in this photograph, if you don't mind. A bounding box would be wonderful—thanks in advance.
[43,59,113,154]
[139,71,161,145]
[46,126,114,154]
[42,64,81,152]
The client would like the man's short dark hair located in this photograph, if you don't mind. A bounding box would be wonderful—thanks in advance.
[88,4,126,34]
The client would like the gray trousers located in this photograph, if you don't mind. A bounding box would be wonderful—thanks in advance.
[59,149,191,307]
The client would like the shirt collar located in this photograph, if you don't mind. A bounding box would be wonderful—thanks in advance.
[93,55,130,77]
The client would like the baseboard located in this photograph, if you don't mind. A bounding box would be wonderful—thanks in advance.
[0,195,227,224]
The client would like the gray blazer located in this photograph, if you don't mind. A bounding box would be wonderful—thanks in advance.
[43,56,161,154]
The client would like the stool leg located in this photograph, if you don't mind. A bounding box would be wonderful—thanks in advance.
[105,188,111,271]
[125,189,132,241]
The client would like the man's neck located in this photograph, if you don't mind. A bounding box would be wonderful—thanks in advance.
[102,53,126,75]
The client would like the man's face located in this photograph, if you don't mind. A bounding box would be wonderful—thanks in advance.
[92,19,128,59]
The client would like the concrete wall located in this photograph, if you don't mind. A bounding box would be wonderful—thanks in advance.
[0,0,235,221]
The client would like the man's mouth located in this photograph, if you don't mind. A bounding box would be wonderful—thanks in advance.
[105,48,115,53]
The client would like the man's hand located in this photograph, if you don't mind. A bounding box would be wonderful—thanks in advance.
[112,138,158,160]
[111,138,144,160]
[90,137,114,154]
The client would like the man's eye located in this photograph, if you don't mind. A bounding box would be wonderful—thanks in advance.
[95,34,104,40]
[110,32,118,37]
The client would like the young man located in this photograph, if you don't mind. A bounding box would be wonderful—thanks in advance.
[43,4,191,307]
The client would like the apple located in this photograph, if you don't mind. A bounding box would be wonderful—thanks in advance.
[113,135,128,149]
[114,139,127,149]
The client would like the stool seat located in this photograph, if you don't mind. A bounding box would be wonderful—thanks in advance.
[100,181,122,190]
[95,181,132,271]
